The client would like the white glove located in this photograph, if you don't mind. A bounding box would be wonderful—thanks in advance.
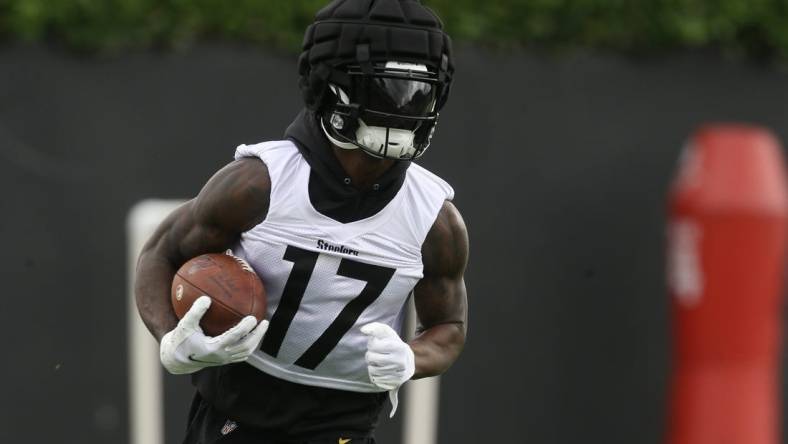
[361,322,415,417]
[160,296,269,375]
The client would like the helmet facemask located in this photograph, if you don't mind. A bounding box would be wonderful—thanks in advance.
[320,61,441,161]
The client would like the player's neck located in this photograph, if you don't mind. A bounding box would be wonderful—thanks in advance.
[331,146,396,190]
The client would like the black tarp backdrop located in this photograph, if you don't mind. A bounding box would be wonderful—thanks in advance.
[1,44,788,444]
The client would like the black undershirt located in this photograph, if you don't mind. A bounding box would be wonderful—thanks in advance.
[284,109,410,223]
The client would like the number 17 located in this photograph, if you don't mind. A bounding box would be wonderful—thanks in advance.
[260,245,396,370]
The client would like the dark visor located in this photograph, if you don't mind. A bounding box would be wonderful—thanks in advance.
[351,76,436,122]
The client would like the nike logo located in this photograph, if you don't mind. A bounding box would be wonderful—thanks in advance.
[339,439,351,444]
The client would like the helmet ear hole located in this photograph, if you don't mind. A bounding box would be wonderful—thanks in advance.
[330,113,345,130]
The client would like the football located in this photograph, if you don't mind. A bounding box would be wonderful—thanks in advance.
[171,252,266,336]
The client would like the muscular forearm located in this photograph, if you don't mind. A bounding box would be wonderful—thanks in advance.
[409,322,465,379]
[135,248,180,342]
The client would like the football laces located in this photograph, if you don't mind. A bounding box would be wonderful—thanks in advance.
[225,249,254,273]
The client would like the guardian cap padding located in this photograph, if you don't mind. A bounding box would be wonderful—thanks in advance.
[298,0,454,114]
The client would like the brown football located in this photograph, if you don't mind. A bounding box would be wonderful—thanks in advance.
[171,252,266,337]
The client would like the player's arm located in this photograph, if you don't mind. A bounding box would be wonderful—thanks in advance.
[361,201,468,388]
[410,201,469,378]
[134,158,270,373]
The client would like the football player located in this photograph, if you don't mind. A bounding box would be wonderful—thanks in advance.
[135,0,468,442]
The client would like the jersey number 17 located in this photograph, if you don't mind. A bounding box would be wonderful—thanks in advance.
[260,245,395,369]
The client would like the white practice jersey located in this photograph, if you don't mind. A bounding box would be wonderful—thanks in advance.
[232,140,453,393]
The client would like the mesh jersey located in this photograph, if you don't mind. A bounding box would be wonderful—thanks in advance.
[232,140,453,393]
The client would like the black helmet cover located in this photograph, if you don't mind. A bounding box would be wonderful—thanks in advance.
[297,0,455,159]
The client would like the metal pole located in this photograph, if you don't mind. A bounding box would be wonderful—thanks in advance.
[127,200,184,444]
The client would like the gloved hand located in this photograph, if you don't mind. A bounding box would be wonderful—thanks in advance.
[160,296,269,375]
[361,322,415,417]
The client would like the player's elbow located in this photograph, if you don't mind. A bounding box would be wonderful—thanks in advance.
[447,321,466,359]
[411,321,466,379]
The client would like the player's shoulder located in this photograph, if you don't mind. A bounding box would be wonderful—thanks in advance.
[193,151,272,233]
[430,201,468,249]
[408,162,455,200]
[234,139,304,183]
[422,201,469,276]
[235,139,299,163]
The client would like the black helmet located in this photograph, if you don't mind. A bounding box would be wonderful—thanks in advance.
[298,0,455,160]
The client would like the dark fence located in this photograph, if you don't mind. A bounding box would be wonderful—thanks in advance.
[1,44,787,444]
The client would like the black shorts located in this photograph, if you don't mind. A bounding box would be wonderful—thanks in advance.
[184,363,387,443]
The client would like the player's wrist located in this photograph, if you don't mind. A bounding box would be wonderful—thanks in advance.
[403,345,416,382]
[160,329,200,374]
[154,320,178,344]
